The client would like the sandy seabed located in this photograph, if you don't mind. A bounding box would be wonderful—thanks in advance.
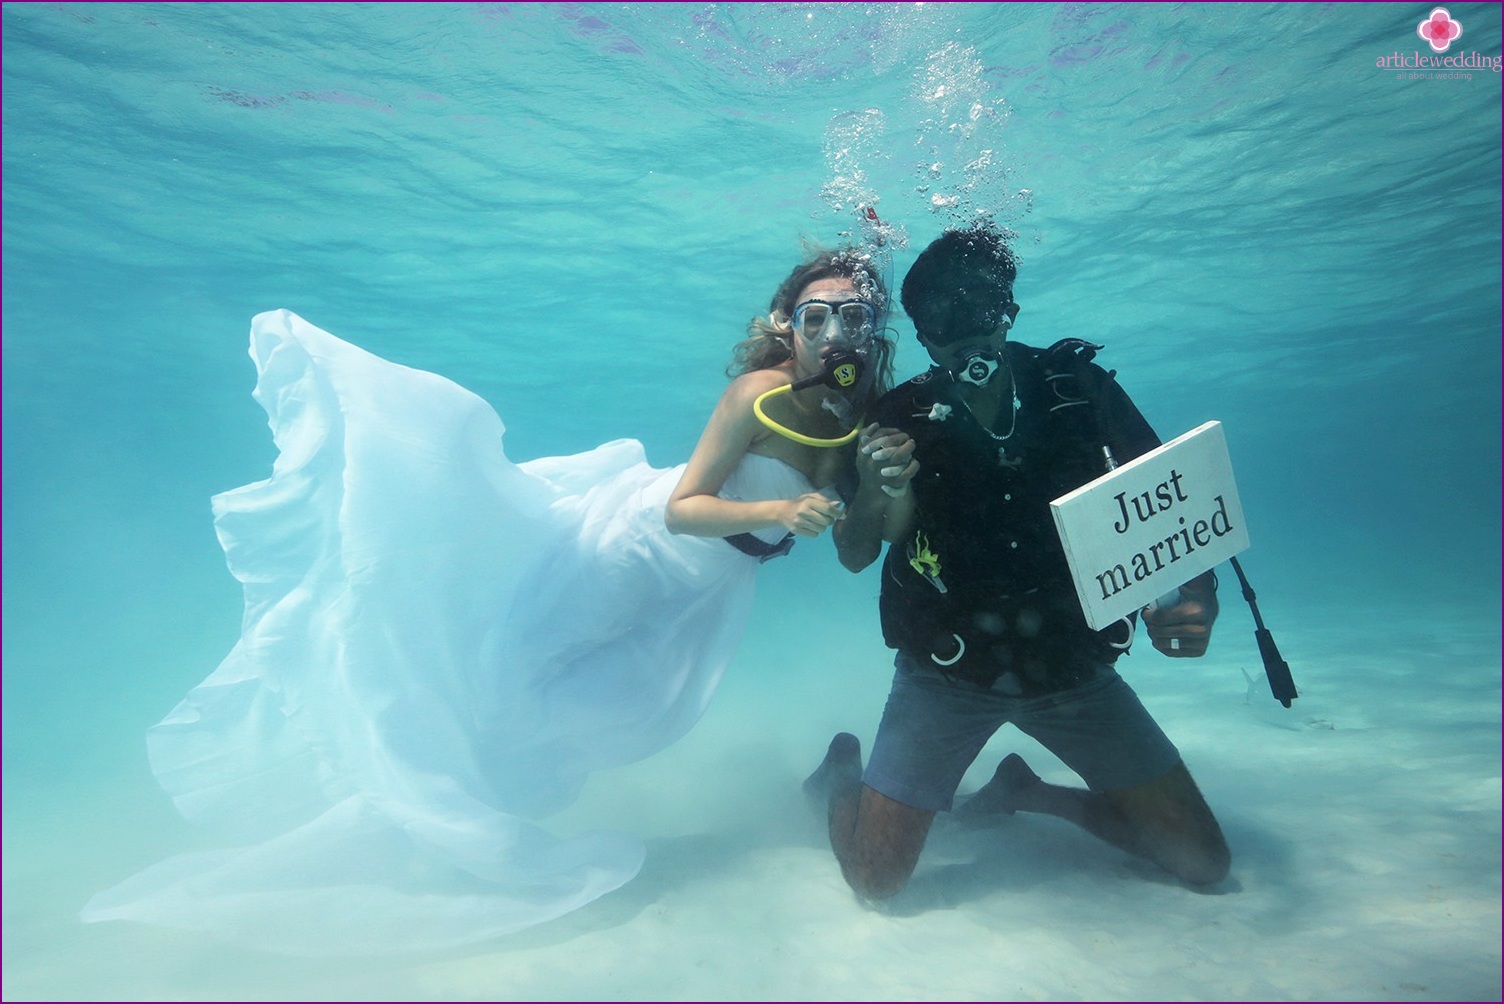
[3,598,1498,1003]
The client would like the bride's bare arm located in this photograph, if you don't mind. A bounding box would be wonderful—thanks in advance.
[665,372,843,539]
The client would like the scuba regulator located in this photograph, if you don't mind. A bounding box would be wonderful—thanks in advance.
[752,348,868,448]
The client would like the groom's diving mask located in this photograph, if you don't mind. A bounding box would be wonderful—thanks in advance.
[753,297,879,448]
[920,294,1020,389]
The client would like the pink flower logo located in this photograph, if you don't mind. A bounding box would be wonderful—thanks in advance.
[1417,7,1464,53]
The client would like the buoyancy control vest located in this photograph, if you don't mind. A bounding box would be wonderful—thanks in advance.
[873,339,1161,694]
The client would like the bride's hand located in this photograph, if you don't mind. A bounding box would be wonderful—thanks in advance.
[857,425,918,498]
[779,493,846,537]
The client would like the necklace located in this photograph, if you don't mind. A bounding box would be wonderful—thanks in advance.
[953,367,1023,467]
[955,366,1021,442]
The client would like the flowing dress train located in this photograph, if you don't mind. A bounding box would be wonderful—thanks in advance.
[81,309,817,955]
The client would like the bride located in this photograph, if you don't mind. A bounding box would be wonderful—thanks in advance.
[82,247,916,955]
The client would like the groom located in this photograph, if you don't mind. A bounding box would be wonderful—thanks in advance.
[815,224,1226,899]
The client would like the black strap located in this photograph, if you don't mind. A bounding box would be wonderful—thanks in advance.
[724,532,795,563]
[1228,556,1298,707]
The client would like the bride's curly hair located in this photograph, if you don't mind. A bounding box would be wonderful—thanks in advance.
[728,245,897,402]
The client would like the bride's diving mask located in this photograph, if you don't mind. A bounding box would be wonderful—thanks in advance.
[792,298,878,353]
[753,297,879,448]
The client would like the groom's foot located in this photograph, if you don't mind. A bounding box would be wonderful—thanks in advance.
[802,732,862,810]
[954,753,1041,818]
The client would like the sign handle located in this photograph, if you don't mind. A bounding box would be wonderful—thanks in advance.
[1228,556,1298,708]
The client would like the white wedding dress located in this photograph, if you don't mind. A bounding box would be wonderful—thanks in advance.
[81,310,817,955]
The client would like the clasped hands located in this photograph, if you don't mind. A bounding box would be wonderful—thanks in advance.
[776,425,918,537]
[856,423,919,498]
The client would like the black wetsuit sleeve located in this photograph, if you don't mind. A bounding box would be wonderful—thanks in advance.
[869,383,918,431]
[837,382,928,503]
[833,462,860,505]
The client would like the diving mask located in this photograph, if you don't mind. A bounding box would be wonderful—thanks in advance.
[791,298,878,354]
[919,295,1019,348]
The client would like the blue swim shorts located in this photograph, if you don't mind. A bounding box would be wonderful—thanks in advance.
[862,651,1182,812]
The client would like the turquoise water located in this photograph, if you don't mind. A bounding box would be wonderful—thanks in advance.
[3,3,1500,1000]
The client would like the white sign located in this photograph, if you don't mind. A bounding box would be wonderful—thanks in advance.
[1050,421,1249,630]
